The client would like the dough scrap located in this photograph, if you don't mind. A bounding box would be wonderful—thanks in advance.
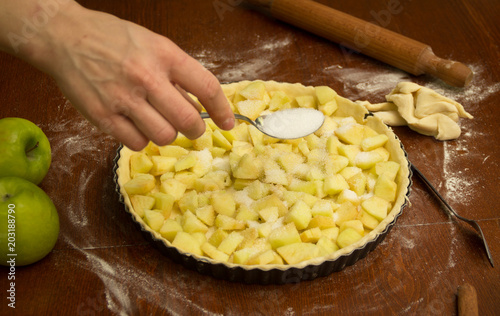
[357,82,473,140]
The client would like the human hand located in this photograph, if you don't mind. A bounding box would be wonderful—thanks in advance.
[11,1,235,151]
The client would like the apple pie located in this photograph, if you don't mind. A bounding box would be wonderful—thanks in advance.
[114,80,411,283]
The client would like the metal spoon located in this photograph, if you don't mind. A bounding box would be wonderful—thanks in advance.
[201,108,325,139]
[411,164,494,267]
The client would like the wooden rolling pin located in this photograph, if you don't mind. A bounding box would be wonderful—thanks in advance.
[457,283,478,316]
[245,0,473,87]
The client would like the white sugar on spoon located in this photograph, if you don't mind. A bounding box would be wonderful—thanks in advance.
[201,108,325,139]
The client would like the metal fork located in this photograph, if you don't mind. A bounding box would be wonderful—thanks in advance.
[411,164,494,267]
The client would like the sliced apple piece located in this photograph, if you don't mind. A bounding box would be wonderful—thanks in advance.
[268,90,291,111]
[277,152,304,173]
[360,210,379,230]
[159,145,189,158]
[149,192,175,218]
[213,129,233,151]
[315,86,337,105]
[361,196,390,221]
[295,95,316,108]
[334,201,358,225]
[130,152,153,177]
[323,174,349,196]
[215,214,246,230]
[277,242,318,264]
[300,227,322,243]
[318,100,338,116]
[373,161,401,181]
[321,227,340,242]
[252,194,288,217]
[337,227,363,249]
[317,236,339,255]
[174,152,197,172]
[235,205,260,222]
[307,215,336,230]
[246,249,276,265]
[172,133,193,148]
[239,81,266,100]
[192,130,213,150]
[259,206,279,223]
[208,228,228,247]
[236,100,267,120]
[159,219,183,242]
[246,180,270,200]
[264,161,289,186]
[335,123,365,145]
[232,153,263,179]
[346,172,367,196]
[311,200,335,218]
[361,134,389,151]
[218,231,245,255]
[268,222,301,249]
[160,178,187,201]
[354,151,384,170]
[285,200,312,230]
[182,211,209,234]
[178,190,199,213]
[124,173,156,195]
[374,173,398,202]
[130,194,155,218]
[211,190,236,217]
[201,242,230,262]
[172,231,203,256]
[339,219,364,236]
[144,210,165,232]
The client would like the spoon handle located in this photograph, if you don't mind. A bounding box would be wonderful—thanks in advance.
[411,164,494,267]
[200,112,256,126]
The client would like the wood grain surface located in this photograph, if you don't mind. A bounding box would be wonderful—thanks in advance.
[1,0,499,315]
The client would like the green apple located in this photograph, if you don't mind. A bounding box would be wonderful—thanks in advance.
[0,117,51,184]
[0,177,59,266]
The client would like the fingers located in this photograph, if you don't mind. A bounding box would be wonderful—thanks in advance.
[57,29,234,150]
[145,81,206,140]
[174,84,203,113]
[99,114,150,151]
[169,54,235,131]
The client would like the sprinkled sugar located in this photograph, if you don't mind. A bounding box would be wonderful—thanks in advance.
[259,108,325,139]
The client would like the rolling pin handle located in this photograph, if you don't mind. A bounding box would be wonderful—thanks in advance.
[419,48,474,87]
[457,283,478,316]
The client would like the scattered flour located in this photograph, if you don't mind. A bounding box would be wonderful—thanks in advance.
[442,138,474,204]
[39,100,114,247]
[192,34,293,82]
[322,66,410,101]
[399,235,416,249]
[441,125,490,205]
[424,63,500,107]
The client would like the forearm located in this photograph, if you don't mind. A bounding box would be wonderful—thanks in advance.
[0,0,234,150]
[0,0,82,72]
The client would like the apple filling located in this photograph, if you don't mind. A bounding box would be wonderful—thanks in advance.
[118,81,408,266]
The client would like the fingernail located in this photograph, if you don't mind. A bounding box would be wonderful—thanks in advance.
[222,117,235,130]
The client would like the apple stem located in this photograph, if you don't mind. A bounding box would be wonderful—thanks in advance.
[26,141,39,154]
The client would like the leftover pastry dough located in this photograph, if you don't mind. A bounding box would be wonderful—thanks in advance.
[357,82,473,140]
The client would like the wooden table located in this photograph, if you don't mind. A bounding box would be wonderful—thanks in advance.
[1,0,499,314]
